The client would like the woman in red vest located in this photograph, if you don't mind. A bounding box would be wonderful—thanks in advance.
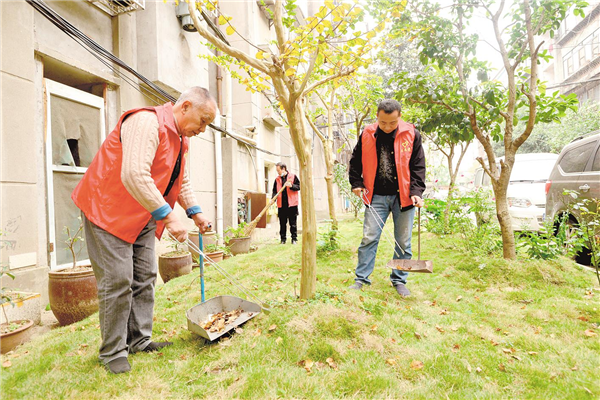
[72,87,216,374]
[348,99,426,297]
[272,162,300,244]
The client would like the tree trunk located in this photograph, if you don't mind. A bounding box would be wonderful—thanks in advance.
[286,102,317,299]
[493,179,516,259]
[323,139,338,230]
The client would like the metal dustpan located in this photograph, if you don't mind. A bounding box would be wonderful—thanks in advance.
[186,295,261,341]
[387,208,433,273]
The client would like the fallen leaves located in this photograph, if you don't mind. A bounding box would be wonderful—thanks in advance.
[326,357,338,370]
[435,326,445,333]
[451,344,460,352]
[456,295,463,302]
[298,358,339,373]
[386,358,397,366]
[268,324,277,332]
[201,309,242,333]
[584,329,596,337]
[2,360,11,368]
[410,360,424,370]
[414,332,422,340]
[275,337,283,344]
[498,363,506,372]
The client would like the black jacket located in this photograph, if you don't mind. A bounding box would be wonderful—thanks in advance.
[272,173,300,209]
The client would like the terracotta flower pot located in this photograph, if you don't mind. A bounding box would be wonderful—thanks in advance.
[188,231,217,260]
[204,250,224,263]
[159,251,193,283]
[1,319,34,354]
[227,237,251,255]
[49,267,99,326]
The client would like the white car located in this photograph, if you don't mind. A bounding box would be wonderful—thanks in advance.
[475,153,559,231]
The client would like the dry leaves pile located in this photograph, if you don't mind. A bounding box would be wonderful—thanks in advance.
[201,308,242,333]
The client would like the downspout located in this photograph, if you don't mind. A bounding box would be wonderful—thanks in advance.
[214,118,224,244]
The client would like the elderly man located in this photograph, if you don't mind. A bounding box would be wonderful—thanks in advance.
[72,87,216,374]
[348,99,426,298]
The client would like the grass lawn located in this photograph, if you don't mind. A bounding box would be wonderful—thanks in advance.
[2,217,599,399]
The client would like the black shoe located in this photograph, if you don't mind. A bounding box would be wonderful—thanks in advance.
[291,240,297,245]
[131,341,173,354]
[106,357,131,374]
[395,283,411,297]
[280,240,286,244]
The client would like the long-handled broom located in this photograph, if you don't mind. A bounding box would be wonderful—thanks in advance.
[242,185,287,237]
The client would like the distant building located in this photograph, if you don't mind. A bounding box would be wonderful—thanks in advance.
[542,4,600,103]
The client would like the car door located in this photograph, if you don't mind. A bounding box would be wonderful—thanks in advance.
[577,139,600,208]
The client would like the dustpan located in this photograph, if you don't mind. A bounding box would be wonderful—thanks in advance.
[387,208,433,273]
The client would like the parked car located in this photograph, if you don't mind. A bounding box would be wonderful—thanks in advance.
[475,153,559,231]
[545,133,600,249]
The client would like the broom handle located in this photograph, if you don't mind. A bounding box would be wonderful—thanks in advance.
[243,184,287,237]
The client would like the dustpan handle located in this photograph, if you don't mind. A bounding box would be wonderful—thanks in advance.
[417,207,421,261]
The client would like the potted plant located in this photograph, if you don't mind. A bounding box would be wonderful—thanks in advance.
[48,217,99,326]
[225,222,251,255]
[1,267,34,354]
[203,243,225,263]
[188,229,217,262]
[159,236,193,283]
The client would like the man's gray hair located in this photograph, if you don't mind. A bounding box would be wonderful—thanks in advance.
[176,87,216,107]
[276,162,287,171]
[377,99,402,115]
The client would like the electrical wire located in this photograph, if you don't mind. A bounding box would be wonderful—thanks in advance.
[26,0,295,158]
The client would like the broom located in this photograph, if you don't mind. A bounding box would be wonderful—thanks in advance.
[243,184,287,237]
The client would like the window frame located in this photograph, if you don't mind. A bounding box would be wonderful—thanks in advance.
[45,79,106,270]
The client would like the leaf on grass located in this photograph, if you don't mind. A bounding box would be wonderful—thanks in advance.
[370,325,378,332]
[490,339,499,346]
[250,342,257,349]
[584,329,596,337]
[436,326,445,333]
[275,337,283,344]
[253,328,262,337]
[578,316,589,322]
[456,295,463,302]
[410,360,424,370]
[162,317,168,322]
[298,359,314,373]
[326,357,338,370]
[386,358,397,366]
[268,324,277,332]
[359,295,365,302]
[511,355,522,361]
[414,332,422,340]
[2,360,11,368]
[502,348,512,354]
[466,363,472,373]
[571,365,578,371]
[440,309,449,315]
[498,363,506,372]
[452,344,460,352]
[528,351,538,356]
[584,387,592,395]
[475,367,482,373]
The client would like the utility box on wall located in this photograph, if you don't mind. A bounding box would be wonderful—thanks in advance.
[245,191,267,229]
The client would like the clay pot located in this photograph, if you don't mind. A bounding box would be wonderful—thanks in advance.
[204,250,224,263]
[159,251,193,283]
[188,231,217,260]
[227,237,251,255]
[1,319,34,354]
[49,267,99,326]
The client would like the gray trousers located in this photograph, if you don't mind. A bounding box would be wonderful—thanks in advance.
[84,216,157,363]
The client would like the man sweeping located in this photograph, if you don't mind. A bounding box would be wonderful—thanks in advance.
[348,99,426,297]
[72,87,216,374]
[272,162,300,244]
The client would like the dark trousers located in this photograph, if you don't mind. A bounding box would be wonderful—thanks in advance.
[278,206,298,242]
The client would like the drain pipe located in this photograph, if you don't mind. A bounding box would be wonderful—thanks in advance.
[214,116,224,244]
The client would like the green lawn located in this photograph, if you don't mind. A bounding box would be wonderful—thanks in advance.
[2,217,599,399]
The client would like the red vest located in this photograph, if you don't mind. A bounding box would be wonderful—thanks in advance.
[276,173,299,208]
[72,103,188,244]
[361,120,415,208]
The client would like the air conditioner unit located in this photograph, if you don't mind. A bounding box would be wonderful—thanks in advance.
[88,0,145,16]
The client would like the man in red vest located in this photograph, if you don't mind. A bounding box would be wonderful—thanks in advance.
[272,162,300,244]
[72,87,216,374]
[348,99,426,297]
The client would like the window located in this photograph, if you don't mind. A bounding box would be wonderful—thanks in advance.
[579,46,587,66]
[563,53,574,77]
[592,146,600,172]
[559,144,594,173]
[45,79,105,269]
[593,33,600,58]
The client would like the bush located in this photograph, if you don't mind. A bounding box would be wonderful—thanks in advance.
[317,223,340,256]
[517,214,581,260]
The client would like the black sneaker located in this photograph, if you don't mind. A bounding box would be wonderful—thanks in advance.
[348,282,363,291]
[280,240,286,244]
[131,341,173,354]
[291,240,297,245]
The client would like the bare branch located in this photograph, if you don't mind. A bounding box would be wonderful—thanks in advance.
[296,49,319,98]
[189,1,271,75]
[304,67,356,96]
[305,113,326,142]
